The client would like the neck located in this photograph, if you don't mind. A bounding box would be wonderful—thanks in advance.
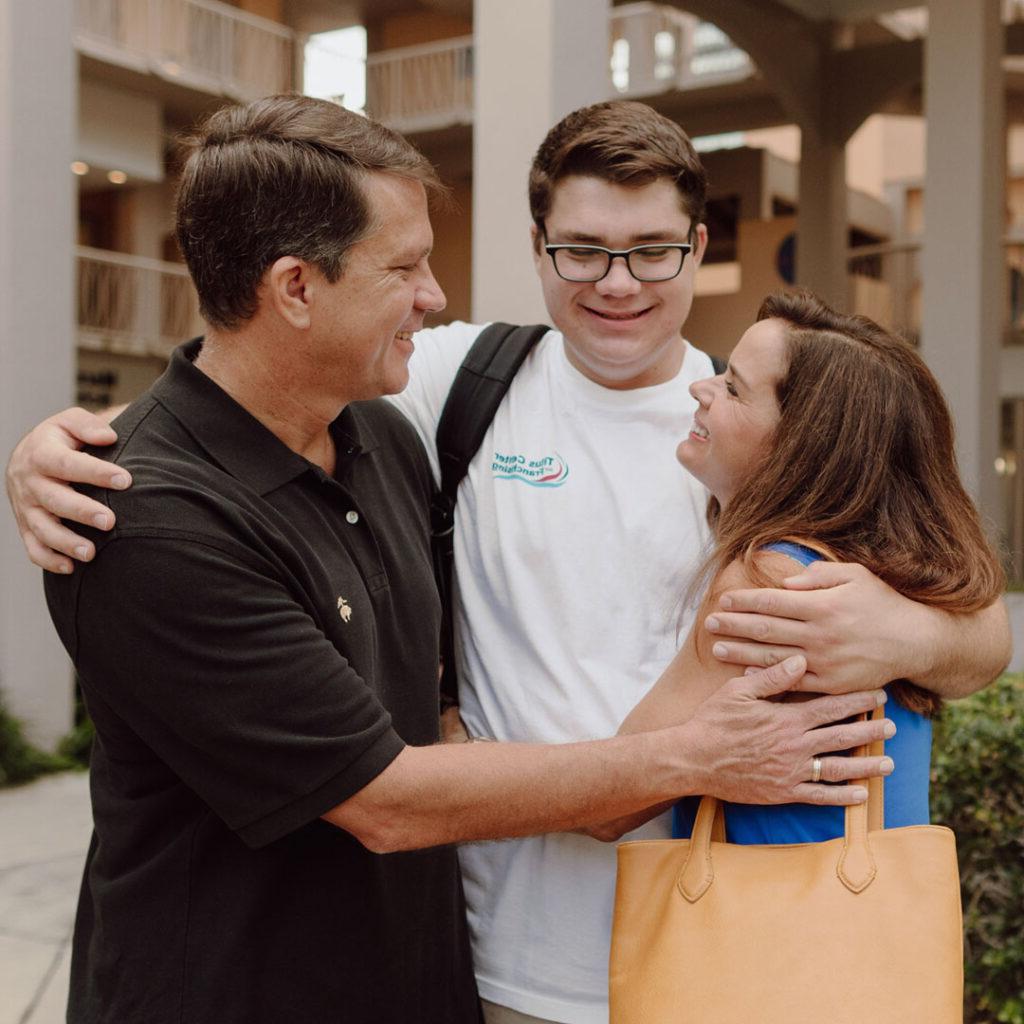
[195,325,341,474]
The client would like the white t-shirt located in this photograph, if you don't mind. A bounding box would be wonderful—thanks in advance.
[388,323,713,1024]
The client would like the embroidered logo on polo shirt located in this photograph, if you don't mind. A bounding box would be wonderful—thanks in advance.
[491,451,569,487]
[337,597,353,623]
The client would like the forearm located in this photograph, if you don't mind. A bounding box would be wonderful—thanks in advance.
[905,599,1011,698]
[327,659,895,852]
[326,731,690,853]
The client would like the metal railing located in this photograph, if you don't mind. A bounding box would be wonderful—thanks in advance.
[847,237,1024,344]
[75,0,295,100]
[364,5,753,131]
[847,240,922,341]
[77,246,203,358]
[610,2,752,97]
[365,36,473,133]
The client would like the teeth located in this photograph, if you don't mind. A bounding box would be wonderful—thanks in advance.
[593,309,646,320]
[395,331,413,341]
[692,424,709,439]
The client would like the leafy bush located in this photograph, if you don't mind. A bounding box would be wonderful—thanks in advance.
[0,693,74,786]
[932,674,1024,1024]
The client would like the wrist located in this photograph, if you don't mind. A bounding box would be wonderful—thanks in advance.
[643,722,706,803]
[899,604,943,684]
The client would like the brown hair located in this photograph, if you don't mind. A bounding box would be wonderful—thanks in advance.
[696,290,1005,716]
[528,101,707,244]
[175,94,443,330]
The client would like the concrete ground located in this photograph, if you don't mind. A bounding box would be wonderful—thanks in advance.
[0,771,91,1024]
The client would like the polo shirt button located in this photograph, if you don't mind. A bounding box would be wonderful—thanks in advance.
[345,510,360,525]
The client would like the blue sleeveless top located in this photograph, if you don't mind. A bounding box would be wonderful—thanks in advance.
[673,541,932,843]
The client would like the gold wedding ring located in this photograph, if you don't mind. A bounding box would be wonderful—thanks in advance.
[811,757,823,784]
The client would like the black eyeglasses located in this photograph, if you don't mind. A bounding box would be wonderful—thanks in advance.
[544,242,693,283]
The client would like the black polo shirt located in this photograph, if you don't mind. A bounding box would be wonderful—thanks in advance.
[45,340,479,1024]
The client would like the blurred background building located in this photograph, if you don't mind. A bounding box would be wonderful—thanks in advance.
[0,0,1018,745]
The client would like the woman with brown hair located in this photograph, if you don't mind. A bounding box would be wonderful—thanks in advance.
[619,289,1005,841]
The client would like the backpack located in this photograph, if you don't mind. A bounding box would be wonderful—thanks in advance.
[430,322,727,706]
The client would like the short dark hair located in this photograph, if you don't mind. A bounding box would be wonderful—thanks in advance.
[175,94,443,330]
[528,101,707,240]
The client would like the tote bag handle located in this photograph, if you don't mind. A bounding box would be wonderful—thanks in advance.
[678,705,887,901]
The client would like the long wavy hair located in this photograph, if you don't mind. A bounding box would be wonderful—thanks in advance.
[695,291,1005,715]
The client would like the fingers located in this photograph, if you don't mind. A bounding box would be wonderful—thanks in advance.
[21,506,101,562]
[52,406,119,447]
[780,560,862,591]
[790,783,869,806]
[26,476,117,529]
[22,529,75,575]
[805,714,896,755]
[800,689,887,730]
[711,639,804,669]
[713,590,811,624]
[809,754,894,785]
[44,448,131,492]
[731,655,807,699]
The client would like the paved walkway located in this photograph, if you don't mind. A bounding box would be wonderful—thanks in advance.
[0,772,92,1024]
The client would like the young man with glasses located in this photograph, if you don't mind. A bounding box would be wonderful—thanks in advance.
[373,101,1009,1024]
[5,100,1010,1024]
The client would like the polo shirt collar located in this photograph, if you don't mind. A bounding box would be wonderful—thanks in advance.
[151,339,380,495]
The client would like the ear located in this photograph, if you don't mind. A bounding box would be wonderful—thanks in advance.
[691,223,709,269]
[265,256,313,330]
[530,224,544,274]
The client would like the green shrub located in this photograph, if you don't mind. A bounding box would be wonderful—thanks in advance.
[0,693,74,786]
[57,712,94,767]
[932,674,1024,1024]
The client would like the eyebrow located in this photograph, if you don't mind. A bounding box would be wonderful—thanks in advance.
[727,361,750,390]
[550,230,689,246]
[394,246,432,263]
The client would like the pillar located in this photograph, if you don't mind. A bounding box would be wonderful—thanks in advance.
[472,0,610,323]
[920,0,1003,526]
[0,0,77,746]
[797,126,849,309]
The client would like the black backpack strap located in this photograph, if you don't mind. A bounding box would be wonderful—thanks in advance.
[710,354,727,375]
[431,322,550,709]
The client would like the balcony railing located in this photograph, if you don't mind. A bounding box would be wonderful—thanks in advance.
[847,237,1024,345]
[364,5,753,133]
[77,246,203,358]
[75,0,295,100]
[609,2,752,98]
[365,35,473,134]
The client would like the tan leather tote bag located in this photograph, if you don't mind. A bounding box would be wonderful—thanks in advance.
[609,724,963,1023]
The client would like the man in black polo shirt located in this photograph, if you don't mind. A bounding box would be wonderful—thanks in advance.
[41,96,891,1024]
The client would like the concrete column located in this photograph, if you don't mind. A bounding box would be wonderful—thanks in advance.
[472,0,610,323]
[797,126,849,309]
[920,0,1003,526]
[0,1,76,746]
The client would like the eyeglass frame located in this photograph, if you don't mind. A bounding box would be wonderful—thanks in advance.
[542,238,695,283]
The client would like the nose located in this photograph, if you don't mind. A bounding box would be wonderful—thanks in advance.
[416,261,447,314]
[594,255,641,297]
[689,376,714,405]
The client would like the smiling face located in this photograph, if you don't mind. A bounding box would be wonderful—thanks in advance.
[312,172,446,401]
[532,175,706,390]
[676,318,789,506]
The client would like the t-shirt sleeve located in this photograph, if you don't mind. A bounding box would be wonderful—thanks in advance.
[385,321,487,485]
[55,534,405,849]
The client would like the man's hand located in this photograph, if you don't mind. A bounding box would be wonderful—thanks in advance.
[703,561,1010,698]
[6,407,127,573]
[681,656,893,806]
